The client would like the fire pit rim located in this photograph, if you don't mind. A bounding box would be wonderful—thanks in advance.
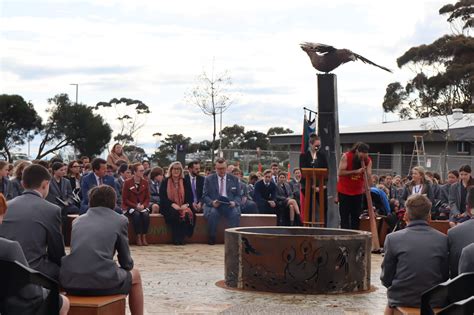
[225,226,372,239]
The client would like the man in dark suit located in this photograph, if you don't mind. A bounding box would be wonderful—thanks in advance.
[185,160,204,213]
[0,237,70,315]
[0,164,65,280]
[80,158,118,214]
[254,169,278,214]
[202,158,241,245]
[447,186,474,278]
[459,242,474,274]
[381,194,448,312]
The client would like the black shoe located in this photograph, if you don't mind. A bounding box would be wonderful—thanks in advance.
[208,236,216,245]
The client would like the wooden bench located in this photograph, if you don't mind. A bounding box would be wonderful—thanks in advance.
[67,213,277,246]
[67,294,126,315]
[359,218,451,248]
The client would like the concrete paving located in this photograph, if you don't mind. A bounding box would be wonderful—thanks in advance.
[129,244,387,314]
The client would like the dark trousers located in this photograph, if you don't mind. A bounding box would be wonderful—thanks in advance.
[130,211,150,234]
[338,193,364,230]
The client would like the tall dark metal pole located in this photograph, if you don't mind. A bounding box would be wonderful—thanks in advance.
[317,74,341,228]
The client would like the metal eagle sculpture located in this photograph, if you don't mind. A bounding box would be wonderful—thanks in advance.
[300,42,392,73]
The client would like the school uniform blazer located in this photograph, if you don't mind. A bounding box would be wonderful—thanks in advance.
[448,182,467,218]
[381,220,448,307]
[10,177,24,199]
[400,181,434,206]
[275,182,294,202]
[80,172,116,213]
[458,242,474,274]
[0,237,44,314]
[0,190,65,280]
[45,177,73,208]
[202,173,241,207]
[254,180,277,204]
[121,177,150,210]
[1,176,14,200]
[149,179,161,204]
[447,219,474,278]
[60,206,133,291]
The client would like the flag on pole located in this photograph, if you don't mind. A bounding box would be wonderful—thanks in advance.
[300,113,316,154]
[299,111,316,223]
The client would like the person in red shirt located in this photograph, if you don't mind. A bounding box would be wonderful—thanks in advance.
[122,163,151,246]
[337,142,372,230]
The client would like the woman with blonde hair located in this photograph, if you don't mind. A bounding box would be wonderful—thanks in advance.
[401,166,434,207]
[159,161,196,245]
[107,143,130,172]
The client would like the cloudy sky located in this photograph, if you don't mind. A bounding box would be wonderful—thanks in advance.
[0,0,451,155]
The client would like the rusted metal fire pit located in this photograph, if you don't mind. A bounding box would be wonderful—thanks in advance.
[225,227,371,294]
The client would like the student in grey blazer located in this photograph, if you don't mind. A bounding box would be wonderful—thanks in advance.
[381,194,449,312]
[459,242,474,274]
[0,237,69,315]
[0,164,65,281]
[202,158,241,245]
[46,162,80,242]
[448,165,474,226]
[59,185,144,315]
[447,186,474,278]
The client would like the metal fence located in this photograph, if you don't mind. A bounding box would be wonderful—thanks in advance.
[185,149,292,174]
[186,149,474,177]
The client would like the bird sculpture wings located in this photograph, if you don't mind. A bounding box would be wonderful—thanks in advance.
[300,42,392,73]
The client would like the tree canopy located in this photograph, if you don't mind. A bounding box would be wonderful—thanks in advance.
[36,94,112,159]
[382,0,473,118]
[95,97,150,145]
[0,94,42,161]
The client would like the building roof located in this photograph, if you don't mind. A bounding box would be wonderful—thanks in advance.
[341,113,474,134]
[270,113,474,145]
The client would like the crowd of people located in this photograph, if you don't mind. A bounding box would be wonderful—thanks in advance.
[0,138,473,314]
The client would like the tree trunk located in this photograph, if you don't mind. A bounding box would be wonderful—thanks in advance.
[211,112,216,164]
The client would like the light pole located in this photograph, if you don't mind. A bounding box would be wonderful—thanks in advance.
[70,83,78,104]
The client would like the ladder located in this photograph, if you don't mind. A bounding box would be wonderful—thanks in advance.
[408,135,426,174]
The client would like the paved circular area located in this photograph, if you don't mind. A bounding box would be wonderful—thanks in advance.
[128,244,387,314]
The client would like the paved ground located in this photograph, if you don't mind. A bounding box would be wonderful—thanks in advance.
[129,244,387,314]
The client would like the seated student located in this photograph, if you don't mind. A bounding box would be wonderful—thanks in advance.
[46,162,80,243]
[254,169,278,215]
[10,160,30,198]
[115,163,132,211]
[381,194,448,314]
[275,171,301,225]
[122,163,150,246]
[232,168,258,214]
[0,237,69,315]
[0,164,65,281]
[458,242,474,274]
[149,166,164,213]
[447,186,474,278]
[60,185,144,315]
[247,173,259,201]
[0,160,13,200]
[448,165,474,227]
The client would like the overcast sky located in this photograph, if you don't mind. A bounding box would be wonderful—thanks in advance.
[0,0,451,155]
